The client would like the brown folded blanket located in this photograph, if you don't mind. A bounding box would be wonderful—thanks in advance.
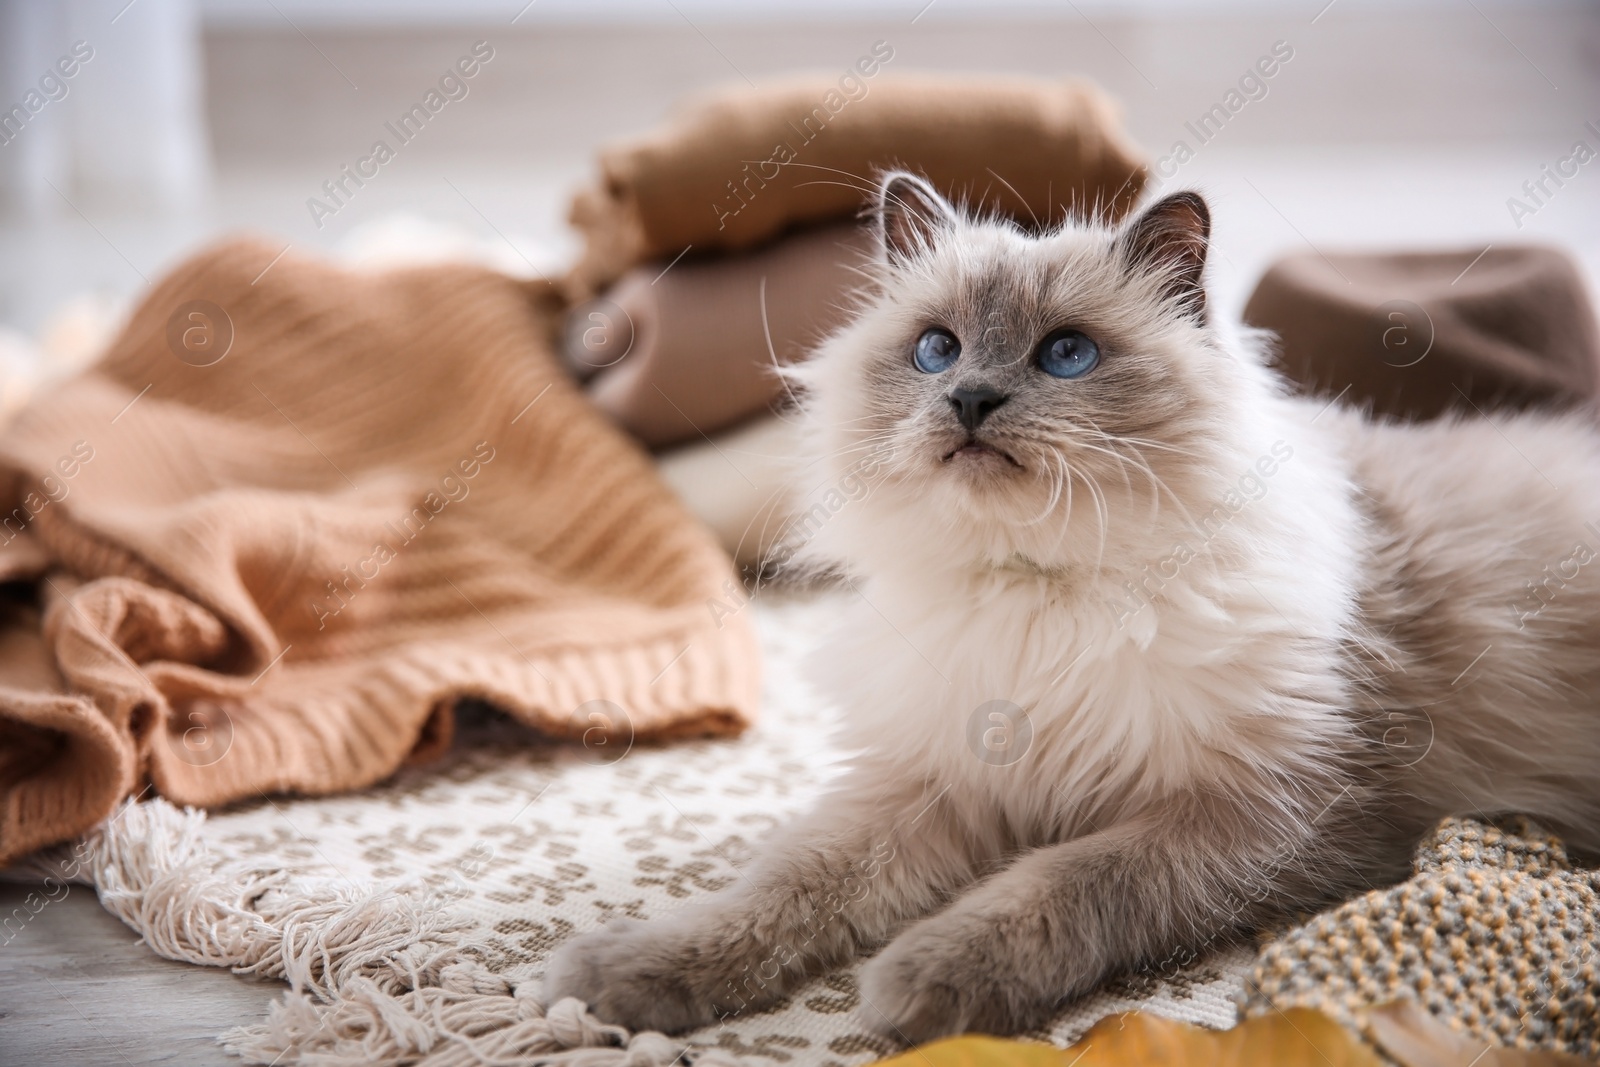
[0,238,760,866]
[567,73,1148,297]
[1244,246,1600,420]
[573,223,873,448]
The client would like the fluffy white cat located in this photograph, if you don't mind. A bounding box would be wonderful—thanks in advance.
[546,173,1600,1043]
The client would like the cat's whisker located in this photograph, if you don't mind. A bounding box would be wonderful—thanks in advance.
[793,178,897,199]
[1038,448,1077,537]
[983,166,1041,231]
[773,161,883,194]
[1070,420,1212,550]
[1064,456,1078,530]
[781,434,893,473]
[734,423,916,579]
[1051,450,1079,553]
[738,478,815,587]
[755,277,813,426]
[1108,434,1191,456]
[1055,432,1141,502]
[1066,460,1110,576]
[1075,431,1167,526]
[1019,449,1067,526]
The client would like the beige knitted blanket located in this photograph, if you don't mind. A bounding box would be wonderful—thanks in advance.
[0,238,760,867]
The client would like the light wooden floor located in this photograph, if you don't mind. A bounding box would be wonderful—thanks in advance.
[0,883,276,1067]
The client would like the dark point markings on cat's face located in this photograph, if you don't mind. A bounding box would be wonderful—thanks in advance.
[1114,190,1211,322]
[878,171,959,265]
[866,173,1217,492]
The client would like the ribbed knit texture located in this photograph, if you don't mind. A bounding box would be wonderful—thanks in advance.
[0,237,760,866]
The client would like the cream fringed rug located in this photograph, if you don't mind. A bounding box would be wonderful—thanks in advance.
[29,594,1252,1066]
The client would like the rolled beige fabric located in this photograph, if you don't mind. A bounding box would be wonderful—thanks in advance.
[1244,246,1600,420]
[566,73,1148,297]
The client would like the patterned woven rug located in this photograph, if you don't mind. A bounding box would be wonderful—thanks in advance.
[33,592,1252,1066]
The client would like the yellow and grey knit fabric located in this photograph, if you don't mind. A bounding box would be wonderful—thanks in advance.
[1242,817,1600,1058]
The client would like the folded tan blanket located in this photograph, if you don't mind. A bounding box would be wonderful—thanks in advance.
[566,73,1148,297]
[0,238,760,866]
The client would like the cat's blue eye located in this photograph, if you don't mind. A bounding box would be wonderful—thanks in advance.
[913,328,961,374]
[1036,329,1100,379]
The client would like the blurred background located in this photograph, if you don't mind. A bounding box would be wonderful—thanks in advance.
[0,0,1596,386]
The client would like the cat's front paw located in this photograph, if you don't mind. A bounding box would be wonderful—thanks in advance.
[858,912,1056,1044]
[541,918,721,1034]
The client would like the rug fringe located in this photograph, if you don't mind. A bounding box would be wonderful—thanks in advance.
[222,981,701,1066]
[74,797,691,1067]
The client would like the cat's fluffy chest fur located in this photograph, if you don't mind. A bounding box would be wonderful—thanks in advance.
[816,396,1364,833]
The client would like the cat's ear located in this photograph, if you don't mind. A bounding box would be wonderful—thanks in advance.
[875,171,957,264]
[1117,191,1211,320]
